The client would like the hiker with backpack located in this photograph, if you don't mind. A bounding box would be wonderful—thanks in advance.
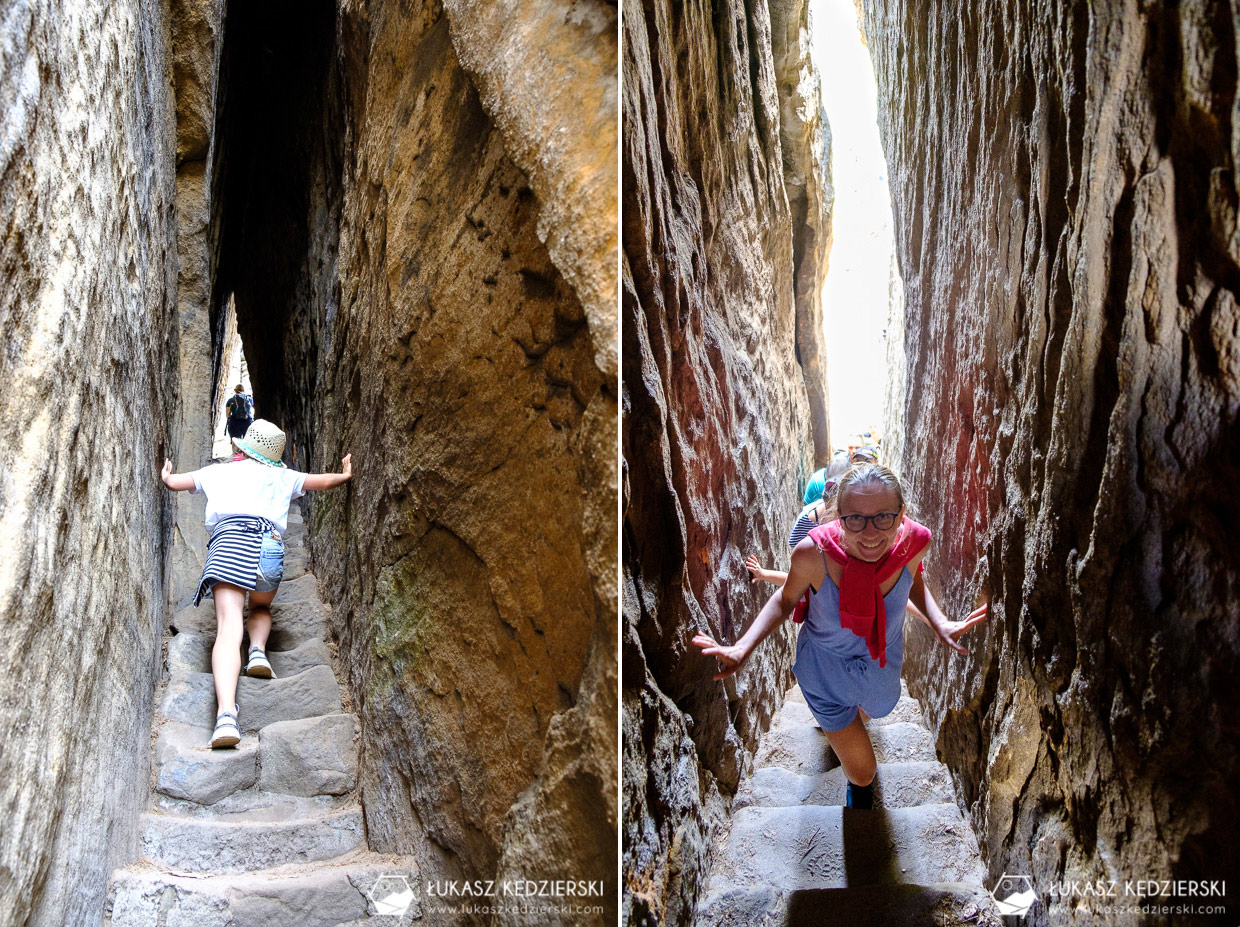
[224,384,254,442]
[693,463,988,809]
[161,419,352,749]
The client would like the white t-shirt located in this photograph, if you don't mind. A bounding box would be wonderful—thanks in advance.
[190,458,308,532]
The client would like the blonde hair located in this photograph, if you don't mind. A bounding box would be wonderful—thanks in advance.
[833,463,906,518]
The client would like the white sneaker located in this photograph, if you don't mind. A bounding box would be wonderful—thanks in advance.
[245,647,275,679]
[210,704,241,749]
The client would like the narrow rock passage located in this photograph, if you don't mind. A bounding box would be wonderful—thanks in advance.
[105,507,421,926]
[695,681,1002,926]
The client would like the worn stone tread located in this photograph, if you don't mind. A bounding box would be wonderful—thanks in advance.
[258,713,358,797]
[773,694,923,731]
[139,806,365,873]
[272,572,321,604]
[150,789,354,820]
[154,714,357,805]
[737,761,953,810]
[106,851,421,927]
[155,721,260,804]
[160,665,342,732]
[166,632,330,677]
[707,803,986,893]
[695,881,1003,927]
[757,721,936,775]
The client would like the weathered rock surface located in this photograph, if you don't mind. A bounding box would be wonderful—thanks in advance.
[769,0,835,467]
[621,0,833,922]
[167,0,227,604]
[0,3,179,925]
[863,0,1240,919]
[443,0,619,381]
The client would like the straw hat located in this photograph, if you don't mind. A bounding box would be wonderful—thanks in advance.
[234,419,286,468]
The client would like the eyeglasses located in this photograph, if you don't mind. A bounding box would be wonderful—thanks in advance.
[839,511,900,532]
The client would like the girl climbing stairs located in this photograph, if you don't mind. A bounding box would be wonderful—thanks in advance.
[105,507,423,926]
[694,682,1003,926]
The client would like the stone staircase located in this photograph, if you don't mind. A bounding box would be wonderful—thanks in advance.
[106,507,423,926]
[695,681,1003,926]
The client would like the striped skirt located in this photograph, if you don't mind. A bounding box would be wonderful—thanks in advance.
[193,515,276,606]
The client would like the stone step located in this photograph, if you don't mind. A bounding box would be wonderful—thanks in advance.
[155,721,260,804]
[705,803,986,895]
[160,665,342,733]
[258,714,358,797]
[274,573,321,604]
[736,761,954,810]
[139,806,365,873]
[107,852,420,927]
[169,596,330,648]
[151,790,354,821]
[265,598,330,650]
[167,632,331,678]
[775,694,923,730]
[155,714,357,805]
[695,882,1002,927]
[756,721,936,776]
[282,549,309,581]
[152,788,353,820]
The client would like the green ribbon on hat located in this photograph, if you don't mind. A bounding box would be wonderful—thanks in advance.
[237,439,286,468]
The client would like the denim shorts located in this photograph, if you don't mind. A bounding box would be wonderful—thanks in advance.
[253,530,285,593]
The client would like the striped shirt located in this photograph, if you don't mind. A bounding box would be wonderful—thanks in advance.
[788,512,817,549]
[193,515,277,605]
[788,501,831,549]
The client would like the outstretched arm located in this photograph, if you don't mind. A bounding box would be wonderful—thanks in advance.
[694,539,821,680]
[744,555,787,586]
[161,459,196,492]
[907,564,988,654]
[302,454,352,491]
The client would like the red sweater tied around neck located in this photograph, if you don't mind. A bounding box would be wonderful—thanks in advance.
[791,518,931,668]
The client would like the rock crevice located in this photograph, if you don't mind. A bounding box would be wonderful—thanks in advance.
[621,0,832,922]
[204,1,618,921]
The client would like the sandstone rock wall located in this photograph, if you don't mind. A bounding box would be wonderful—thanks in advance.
[0,3,180,925]
[863,0,1240,919]
[442,0,619,384]
[207,2,617,923]
[770,0,835,465]
[167,0,227,603]
[621,0,832,921]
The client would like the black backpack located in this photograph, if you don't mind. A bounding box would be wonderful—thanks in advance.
[228,394,252,421]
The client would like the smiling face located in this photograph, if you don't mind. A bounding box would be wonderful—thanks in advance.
[838,482,904,562]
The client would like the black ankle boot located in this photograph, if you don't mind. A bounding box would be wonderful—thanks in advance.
[846,781,874,809]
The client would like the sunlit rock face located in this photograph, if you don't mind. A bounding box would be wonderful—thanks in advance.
[167,0,226,601]
[0,3,179,925]
[210,1,617,922]
[863,0,1240,916]
[621,0,833,921]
